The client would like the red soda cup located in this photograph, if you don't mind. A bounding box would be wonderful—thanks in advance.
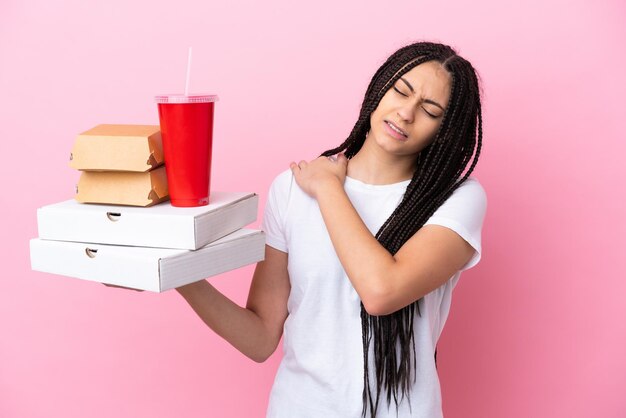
[155,94,219,207]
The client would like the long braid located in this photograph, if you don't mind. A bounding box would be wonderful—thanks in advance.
[319,41,484,418]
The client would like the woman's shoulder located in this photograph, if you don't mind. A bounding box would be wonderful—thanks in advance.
[443,175,488,209]
[465,175,483,186]
[268,168,295,194]
[458,175,486,196]
[275,167,294,182]
[424,175,488,235]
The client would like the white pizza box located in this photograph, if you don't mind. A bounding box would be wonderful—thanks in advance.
[29,229,265,292]
[37,192,258,250]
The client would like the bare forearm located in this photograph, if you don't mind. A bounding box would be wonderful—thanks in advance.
[315,180,396,300]
[176,280,272,362]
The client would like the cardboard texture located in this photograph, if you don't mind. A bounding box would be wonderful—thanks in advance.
[69,124,164,172]
[75,165,169,207]
[30,229,266,292]
[38,191,259,250]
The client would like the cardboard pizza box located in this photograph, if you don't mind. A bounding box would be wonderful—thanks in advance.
[30,229,265,292]
[37,191,259,250]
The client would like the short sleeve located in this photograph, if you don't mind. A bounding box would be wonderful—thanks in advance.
[423,177,487,271]
[261,169,292,253]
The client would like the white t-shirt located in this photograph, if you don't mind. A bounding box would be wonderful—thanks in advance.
[262,168,487,418]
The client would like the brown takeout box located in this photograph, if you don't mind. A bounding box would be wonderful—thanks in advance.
[75,165,169,207]
[69,124,164,172]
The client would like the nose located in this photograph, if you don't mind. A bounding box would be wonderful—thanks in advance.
[397,101,415,124]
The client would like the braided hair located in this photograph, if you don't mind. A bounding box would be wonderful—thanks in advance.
[319,41,484,417]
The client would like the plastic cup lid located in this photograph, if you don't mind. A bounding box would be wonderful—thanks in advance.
[154,94,219,104]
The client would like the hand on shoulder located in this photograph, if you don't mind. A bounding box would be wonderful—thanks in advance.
[289,153,348,199]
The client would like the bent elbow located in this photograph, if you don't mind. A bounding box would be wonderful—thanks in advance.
[361,285,395,317]
[363,303,385,317]
[250,353,269,363]
[362,300,395,317]
[249,348,272,363]
[361,280,423,316]
[249,341,279,363]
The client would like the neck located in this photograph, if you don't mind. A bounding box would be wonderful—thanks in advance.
[346,134,418,185]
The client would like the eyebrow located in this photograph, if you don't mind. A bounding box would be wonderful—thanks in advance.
[399,77,445,111]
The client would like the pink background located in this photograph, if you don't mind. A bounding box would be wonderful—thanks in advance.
[1,0,625,417]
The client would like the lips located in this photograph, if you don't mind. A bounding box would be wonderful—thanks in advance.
[384,120,408,139]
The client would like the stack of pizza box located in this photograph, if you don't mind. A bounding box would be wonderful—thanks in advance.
[29,124,265,292]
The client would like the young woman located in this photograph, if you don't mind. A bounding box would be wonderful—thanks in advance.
[176,41,487,417]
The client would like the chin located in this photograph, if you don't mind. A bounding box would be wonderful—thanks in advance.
[374,134,404,154]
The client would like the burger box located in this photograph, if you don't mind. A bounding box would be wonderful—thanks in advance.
[69,124,164,172]
[37,192,259,250]
[29,229,265,292]
[75,165,169,207]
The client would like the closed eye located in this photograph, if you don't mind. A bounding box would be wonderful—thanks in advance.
[424,109,437,118]
[393,87,408,97]
[395,87,438,119]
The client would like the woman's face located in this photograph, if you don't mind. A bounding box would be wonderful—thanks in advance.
[368,60,452,159]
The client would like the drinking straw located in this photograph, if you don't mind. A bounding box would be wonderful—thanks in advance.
[184,47,192,96]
